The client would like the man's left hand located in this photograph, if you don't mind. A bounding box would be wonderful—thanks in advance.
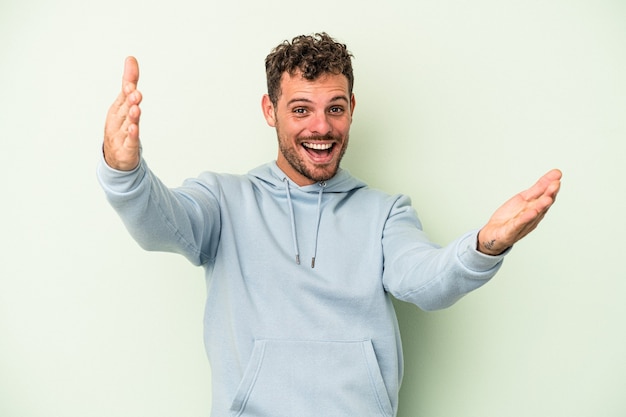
[477,169,562,255]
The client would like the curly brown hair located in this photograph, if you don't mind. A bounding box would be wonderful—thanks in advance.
[265,32,354,106]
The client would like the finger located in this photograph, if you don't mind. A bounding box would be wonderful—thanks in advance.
[127,104,141,140]
[122,56,140,92]
[127,123,140,142]
[126,90,143,122]
[520,169,562,201]
[547,177,562,199]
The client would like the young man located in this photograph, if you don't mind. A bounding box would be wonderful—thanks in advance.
[99,33,561,417]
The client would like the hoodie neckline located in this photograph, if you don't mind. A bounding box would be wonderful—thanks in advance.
[250,161,367,194]
[249,161,367,269]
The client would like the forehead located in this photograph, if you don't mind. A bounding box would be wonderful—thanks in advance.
[278,71,350,103]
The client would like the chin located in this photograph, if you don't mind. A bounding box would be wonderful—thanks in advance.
[305,165,340,183]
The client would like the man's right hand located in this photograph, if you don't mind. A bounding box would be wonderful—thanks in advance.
[103,56,143,171]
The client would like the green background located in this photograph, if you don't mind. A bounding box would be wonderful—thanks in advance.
[1,0,625,415]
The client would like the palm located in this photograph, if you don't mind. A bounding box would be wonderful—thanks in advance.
[478,169,562,255]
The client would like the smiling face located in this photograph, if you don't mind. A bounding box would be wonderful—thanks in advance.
[262,70,356,186]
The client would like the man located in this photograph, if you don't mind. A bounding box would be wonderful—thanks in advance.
[99,33,561,417]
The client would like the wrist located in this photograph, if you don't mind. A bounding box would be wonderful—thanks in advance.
[476,230,508,256]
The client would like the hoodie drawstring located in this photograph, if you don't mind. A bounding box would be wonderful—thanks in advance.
[311,181,326,268]
[282,178,326,268]
[283,178,301,265]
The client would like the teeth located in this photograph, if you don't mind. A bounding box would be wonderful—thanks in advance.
[303,142,333,150]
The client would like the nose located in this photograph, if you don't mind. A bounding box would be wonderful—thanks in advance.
[308,112,332,136]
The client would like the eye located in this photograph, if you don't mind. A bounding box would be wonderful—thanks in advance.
[329,106,344,114]
[292,107,307,115]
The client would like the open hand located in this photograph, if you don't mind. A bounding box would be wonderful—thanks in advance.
[477,169,562,255]
[103,56,143,171]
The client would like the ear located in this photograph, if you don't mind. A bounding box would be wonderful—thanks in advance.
[261,94,276,127]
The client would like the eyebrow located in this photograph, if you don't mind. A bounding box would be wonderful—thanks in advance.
[287,95,350,106]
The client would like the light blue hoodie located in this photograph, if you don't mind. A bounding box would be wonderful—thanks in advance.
[97,157,505,417]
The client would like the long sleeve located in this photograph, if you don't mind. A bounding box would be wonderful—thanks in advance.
[96,155,221,266]
[381,194,507,311]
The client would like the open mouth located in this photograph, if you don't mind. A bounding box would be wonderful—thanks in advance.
[302,142,335,160]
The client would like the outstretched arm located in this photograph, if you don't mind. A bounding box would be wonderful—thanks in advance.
[103,56,143,171]
[477,169,562,255]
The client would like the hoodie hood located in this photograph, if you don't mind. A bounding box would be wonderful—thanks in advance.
[248,162,367,268]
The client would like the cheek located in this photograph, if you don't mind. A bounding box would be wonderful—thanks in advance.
[276,124,300,147]
[278,120,307,140]
[333,120,352,136]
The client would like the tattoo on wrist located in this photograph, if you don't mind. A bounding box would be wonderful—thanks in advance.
[483,240,496,251]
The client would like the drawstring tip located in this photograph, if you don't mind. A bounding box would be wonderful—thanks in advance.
[311,257,316,268]
[295,255,300,265]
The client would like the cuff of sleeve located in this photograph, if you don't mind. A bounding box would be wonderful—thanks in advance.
[96,149,146,194]
[457,230,511,273]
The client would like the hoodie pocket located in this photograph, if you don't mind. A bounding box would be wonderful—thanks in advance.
[230,339,393,417]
